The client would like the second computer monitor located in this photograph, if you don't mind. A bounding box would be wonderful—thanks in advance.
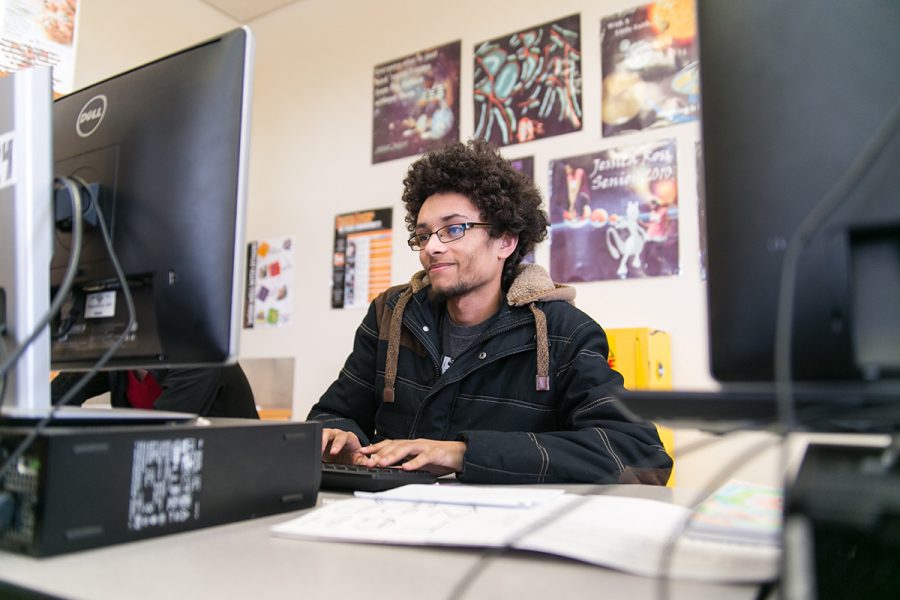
[699,0,900,385]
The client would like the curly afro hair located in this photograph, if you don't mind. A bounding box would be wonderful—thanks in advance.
[401,139,549,290]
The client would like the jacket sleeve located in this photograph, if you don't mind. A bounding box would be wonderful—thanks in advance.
[457,317,672,485]
[50,371,111,406]
[306,300,381,446]
[153,366,256,417]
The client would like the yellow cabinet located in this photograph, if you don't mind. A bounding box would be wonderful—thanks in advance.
[606,327,672,390]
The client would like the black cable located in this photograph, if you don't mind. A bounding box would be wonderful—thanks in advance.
[52,291,85,341]
[443,426,780,600]
[648,393,900,599]
[447,382,900,600]
[0,183,136,481]
[0,337,7,410]
[443,389,884,600]
[653,434,785,600]
[649,96,900,600]
[768,98,900,600]
[0,177,83,384]
[447,384,892,600]
[774,98,900,431]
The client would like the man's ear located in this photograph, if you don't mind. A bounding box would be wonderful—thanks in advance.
[497,232,519,259]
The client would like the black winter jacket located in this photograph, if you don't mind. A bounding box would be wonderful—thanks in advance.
[51,364,259,418]
[309,265,671,484]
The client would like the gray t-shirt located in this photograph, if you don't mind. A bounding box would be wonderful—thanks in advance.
[440,310,495,374]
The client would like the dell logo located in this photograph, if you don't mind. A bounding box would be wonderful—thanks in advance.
[76,95,108,138]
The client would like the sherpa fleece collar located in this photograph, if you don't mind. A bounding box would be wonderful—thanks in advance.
[381,264,575,402]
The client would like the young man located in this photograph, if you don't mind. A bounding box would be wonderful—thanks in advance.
[309,140,671,484]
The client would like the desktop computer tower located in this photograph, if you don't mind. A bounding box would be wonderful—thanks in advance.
[0,419,322,556]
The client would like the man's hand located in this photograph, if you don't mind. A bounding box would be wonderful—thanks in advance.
[321,428,367,465]
[357,438,466,475]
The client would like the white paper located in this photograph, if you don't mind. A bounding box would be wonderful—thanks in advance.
[271,491,781,583]
[516,495,690,577]
[271,495,577,547]
[354,484,566,508]
[515,495,779,582]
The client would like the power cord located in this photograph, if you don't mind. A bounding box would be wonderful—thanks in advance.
[771,100,900,600]
[443,391,885,600]
[443,421,785,600]
[0,325,8,410]
[653,434,785,600]
[0,179,136,481]
[774,98,900,431]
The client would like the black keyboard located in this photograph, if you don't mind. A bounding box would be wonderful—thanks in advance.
[319,462,438,492]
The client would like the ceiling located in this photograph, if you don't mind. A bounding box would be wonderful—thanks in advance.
[200,0,303,23]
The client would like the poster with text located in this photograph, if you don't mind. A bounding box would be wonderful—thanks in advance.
[244,236,294,328]
[0,0,78,94]
[600,0,698,137]
[548,140,679,282]
[332,208,393,309]
[372,41,460,164]
[474,14,582,147]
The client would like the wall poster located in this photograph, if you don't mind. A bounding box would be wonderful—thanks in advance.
[372,41,460,164]
[474,13,582,147]
[0,0,79,94]
[600,0,698,137]
[332,208,393,309]
[245,236,294,328]
[509,155,534,181]
[548,140,680,283]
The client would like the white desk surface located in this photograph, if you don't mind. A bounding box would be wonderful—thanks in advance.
[0,485,764,600]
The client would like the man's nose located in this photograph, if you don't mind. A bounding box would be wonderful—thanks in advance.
[423,233,447,253]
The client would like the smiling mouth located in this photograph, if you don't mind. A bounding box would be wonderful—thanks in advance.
[428,262,454,272]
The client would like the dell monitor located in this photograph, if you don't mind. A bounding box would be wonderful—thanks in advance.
[50,27,254,370]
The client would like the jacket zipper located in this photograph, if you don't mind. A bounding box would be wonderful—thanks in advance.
[402,310,537,437]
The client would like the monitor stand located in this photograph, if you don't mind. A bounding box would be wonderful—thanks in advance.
[615,383,900,433]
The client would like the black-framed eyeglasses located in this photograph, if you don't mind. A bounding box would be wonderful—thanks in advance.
[407,222,491,251]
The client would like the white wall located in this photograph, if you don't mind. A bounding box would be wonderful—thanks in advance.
[73,0,716,424]
[72,1,237,88]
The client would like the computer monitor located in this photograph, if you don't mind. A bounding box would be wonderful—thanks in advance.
[700,0,900,389]
[617,0,900,431]
[50,27,254,370]
[0,67,53,413]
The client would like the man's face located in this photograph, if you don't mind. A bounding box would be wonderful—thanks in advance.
[414,193,516,303]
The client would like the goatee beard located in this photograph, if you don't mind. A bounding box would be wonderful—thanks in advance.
[428,281,470,303]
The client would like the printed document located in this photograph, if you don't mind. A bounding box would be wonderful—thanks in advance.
[271,481,781,583]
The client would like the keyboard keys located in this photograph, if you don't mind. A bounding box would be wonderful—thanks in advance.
[319,462,438,492]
